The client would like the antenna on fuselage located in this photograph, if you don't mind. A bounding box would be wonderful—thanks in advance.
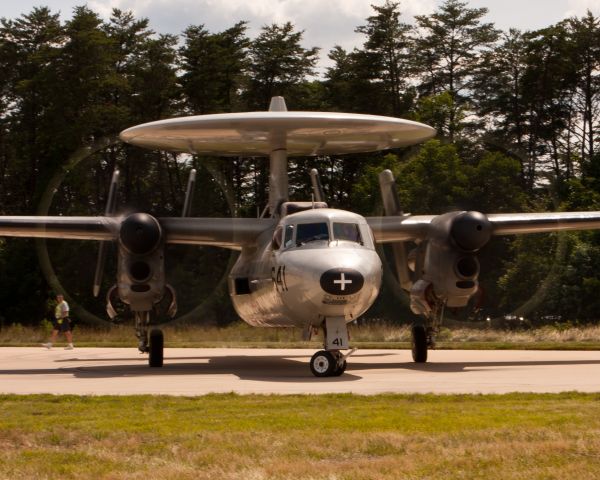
[269,97,287,112]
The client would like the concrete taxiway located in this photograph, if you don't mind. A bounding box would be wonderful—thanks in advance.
[1,347,600,395]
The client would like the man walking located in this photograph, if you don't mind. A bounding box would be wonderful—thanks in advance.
[42,294,74,350]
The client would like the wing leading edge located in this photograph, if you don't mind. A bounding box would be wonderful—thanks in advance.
[367,211,600,243]
[0,216,274,250]
[0,216,120,241]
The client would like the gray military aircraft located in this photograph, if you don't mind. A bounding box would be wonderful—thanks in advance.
[3,96,600,376]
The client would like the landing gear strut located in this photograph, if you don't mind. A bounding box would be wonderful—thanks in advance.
[309,317,351,377]
[135,311,164,367]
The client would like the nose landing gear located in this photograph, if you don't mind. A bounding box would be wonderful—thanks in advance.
[310,350,347,377]
[309,317,353,377]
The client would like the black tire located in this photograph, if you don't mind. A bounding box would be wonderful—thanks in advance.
[332,360,347,376]
[411,325,428,363]
[149,328,164,368]
[310,350,336,377]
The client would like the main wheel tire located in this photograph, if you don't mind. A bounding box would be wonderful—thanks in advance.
[149,328,164,368]
[332,360,347,376]
[411,325,428,363]
[310,350,336,377]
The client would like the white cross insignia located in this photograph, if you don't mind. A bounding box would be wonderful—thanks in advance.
[333,272,352,291]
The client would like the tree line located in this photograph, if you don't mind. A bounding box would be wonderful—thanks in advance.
[1,0,600,326]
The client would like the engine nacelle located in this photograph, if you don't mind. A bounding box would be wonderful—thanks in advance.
[117,213,166,311]
[410,211,491,313]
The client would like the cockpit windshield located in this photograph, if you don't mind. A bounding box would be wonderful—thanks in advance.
[333,223,362,244]
[295,223,329,245]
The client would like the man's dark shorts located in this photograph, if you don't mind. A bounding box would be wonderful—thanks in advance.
[53,318,71,333]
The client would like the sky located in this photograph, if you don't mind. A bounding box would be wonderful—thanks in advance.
[2,0,600,72]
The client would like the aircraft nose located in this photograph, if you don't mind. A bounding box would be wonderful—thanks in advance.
[320,268,364,296]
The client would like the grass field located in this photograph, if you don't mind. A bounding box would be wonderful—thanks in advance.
[1,393,600,479]
[4,321,600,351]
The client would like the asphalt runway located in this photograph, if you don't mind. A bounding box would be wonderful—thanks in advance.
[2,347,600,395]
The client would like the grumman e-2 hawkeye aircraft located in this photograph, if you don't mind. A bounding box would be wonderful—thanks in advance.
[4,96,600,377]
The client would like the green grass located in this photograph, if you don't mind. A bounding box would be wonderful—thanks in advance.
[1,393,600,479]
[4,321,600,350]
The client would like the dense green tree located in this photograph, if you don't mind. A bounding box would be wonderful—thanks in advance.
[180,22,249,114]
[355,0,414,116]
[567,12,600,165]
[245,22,319,109]
[324,46,382,113]
[0,7,64,210]
[474,29,528,158]
[520,24,577,185]
[414,0,499,140]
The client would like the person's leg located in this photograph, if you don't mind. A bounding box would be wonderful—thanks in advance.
[42,329,58,349]
[64,325,74,349]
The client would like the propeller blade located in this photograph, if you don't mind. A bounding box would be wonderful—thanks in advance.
[93,242,107,297]
[105,169,120,216]
[182,169,197,217]
[310,169,325,203]
[378,169,403,216]
[378,170,412,292]
[93,169,120,297]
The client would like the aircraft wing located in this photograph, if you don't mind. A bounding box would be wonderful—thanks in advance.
[486,212,600,235]
[159,217,275,249]
[368,211,600,243]
[0,215,274,250]
[367,215,435,243]
[0,216,120,241]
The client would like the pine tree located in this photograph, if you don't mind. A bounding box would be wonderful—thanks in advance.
[414,0,499,140]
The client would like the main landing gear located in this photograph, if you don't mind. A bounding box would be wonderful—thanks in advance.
[309,317,352,377]
[135,311,164,367]
[411,307,442,363]
[411,324,429,363]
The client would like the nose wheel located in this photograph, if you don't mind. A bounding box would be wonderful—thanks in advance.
[310,350,347,377]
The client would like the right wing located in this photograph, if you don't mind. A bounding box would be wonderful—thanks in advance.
[367,211,600,243]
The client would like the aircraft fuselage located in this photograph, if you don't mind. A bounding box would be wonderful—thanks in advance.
[228,208,382,329]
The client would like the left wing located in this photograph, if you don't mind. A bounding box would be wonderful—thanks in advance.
[160,217,275,249]
[0,216,120,240]
[367,211,600,243]
[0,215,274,250]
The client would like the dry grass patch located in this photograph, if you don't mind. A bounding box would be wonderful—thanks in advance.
[1,394,600,479]
[4,321,600,349]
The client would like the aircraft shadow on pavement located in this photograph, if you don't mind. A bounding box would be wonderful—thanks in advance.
[0,354,365,383]
[3,352,600,379]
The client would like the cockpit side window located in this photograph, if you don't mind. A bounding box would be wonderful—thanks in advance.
[333,222,362,244]
[295,222,329,246]
[284,225,295,248]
